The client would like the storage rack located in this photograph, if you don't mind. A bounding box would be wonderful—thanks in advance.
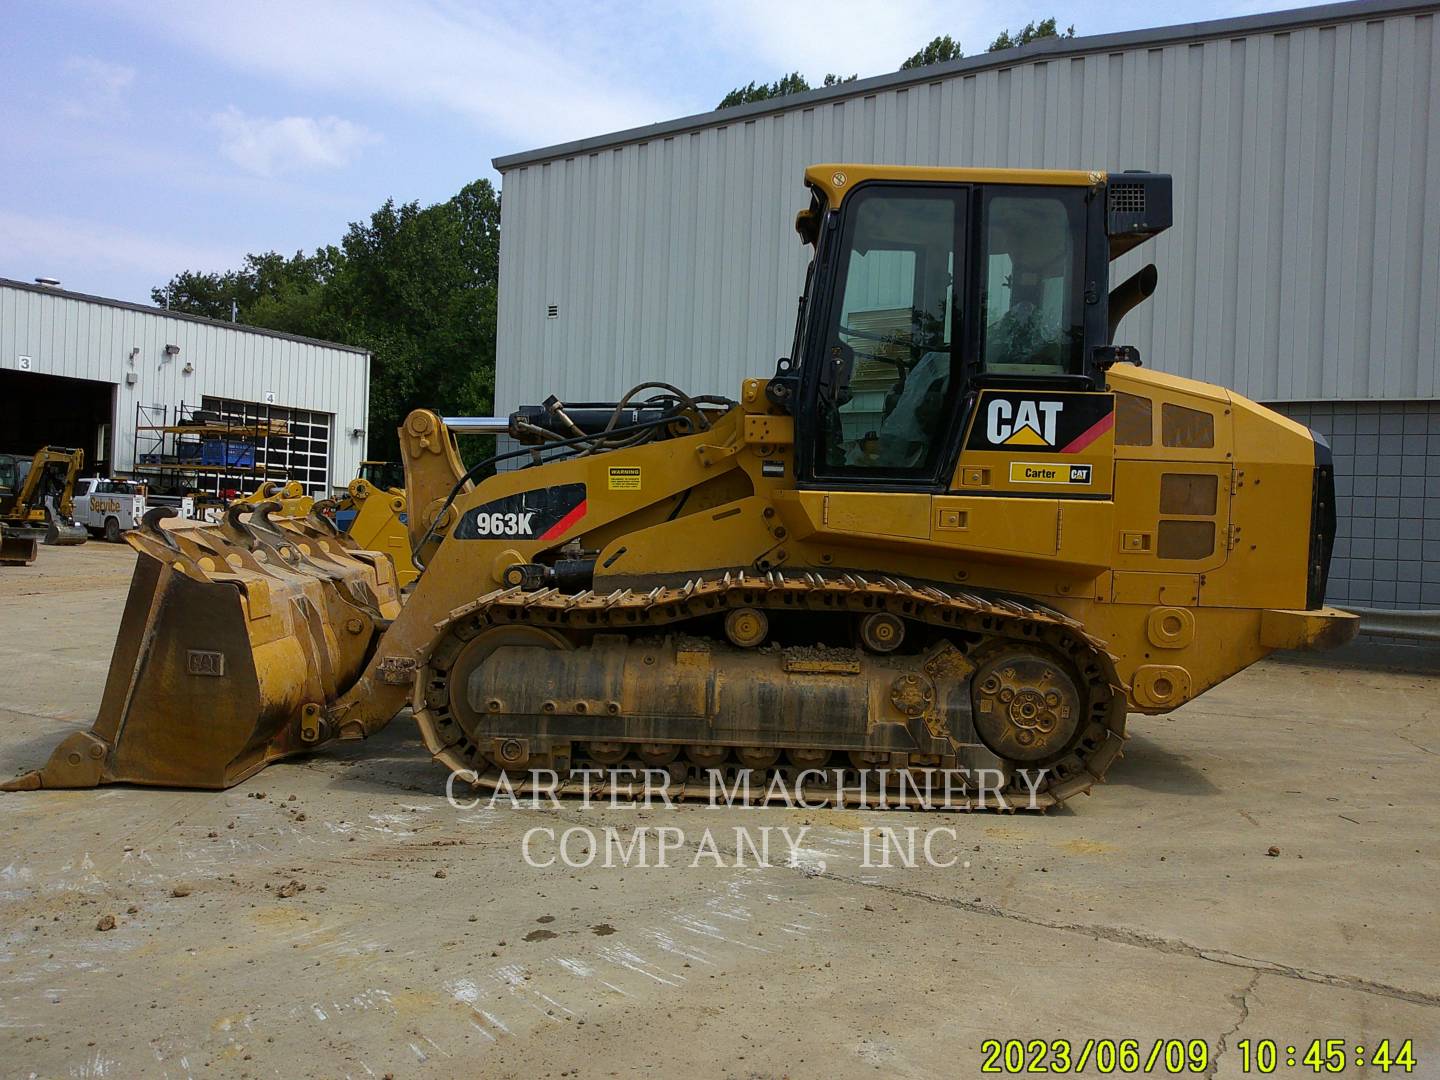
[130,398,294,500]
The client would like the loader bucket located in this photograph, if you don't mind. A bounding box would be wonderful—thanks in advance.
[1,529,38,566]
[2,503,403,790]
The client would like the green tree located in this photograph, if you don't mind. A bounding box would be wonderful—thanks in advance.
[150,179,502,465]
[307,180,501,461]
[987,17,1074,52]
[151,250,329,321]
[716,71,856,109]
[900,34,963,70]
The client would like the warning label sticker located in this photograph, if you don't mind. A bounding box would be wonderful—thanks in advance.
[607,466,642,491]
[1010,462,1093,485]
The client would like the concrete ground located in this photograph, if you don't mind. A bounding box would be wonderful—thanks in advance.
[1,542,1437,1080]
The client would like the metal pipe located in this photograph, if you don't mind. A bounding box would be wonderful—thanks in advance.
[1339,606,1440,642]
[440,416,511,434]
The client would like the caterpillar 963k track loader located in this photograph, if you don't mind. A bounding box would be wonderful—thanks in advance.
[5,165,1357,807]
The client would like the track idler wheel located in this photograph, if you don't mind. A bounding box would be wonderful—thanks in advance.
[735,747,780,770]
[859,612,904,653]
[587,742,628,766]
[491,738,533,770]
[972,652,1082,762]
[637,744,680,767]
[848,749,889,770]
[724,607,768,648]
[787,748,830,769]
[686,745,727,769]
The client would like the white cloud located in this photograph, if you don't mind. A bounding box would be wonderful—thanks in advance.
[107,1,679,149]
[695,0,994,81]
[61,56,137,119]
[212,107,379,177]
[0,210,239,300]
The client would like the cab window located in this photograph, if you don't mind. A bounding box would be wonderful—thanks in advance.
[815,186,965,479]
[979,188,1086,374]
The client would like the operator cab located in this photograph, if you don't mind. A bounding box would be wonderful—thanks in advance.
[782,165,1171,489]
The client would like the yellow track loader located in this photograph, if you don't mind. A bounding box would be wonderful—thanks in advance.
[5,165,1356,806]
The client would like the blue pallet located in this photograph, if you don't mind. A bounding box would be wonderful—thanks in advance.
[200,441,255,468]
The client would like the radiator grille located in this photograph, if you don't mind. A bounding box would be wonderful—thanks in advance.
[1109,183,1147,215]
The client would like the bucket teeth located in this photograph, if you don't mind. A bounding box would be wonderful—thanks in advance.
[5,504,402,790]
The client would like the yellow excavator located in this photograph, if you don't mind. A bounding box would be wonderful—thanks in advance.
[0,449,38,565]
[5,164,1356,807]
[0,446,88,551]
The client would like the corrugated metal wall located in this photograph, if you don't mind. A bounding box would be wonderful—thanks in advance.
[0,281,370,486]
[495,1,1440,412]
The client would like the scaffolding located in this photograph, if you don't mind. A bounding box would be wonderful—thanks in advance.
[131,398,295,500]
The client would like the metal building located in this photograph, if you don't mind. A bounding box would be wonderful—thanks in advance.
[0,277,370,496]
[494,0,1439,608]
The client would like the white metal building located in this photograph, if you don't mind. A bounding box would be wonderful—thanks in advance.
[0,278,370,496]
[494,0,1440,608]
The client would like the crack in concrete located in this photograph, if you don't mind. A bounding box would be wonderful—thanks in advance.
[1204,971,1259,1080]
[1392,716,1437,757]
[827,873,1440,1010]
[0,707,88,726]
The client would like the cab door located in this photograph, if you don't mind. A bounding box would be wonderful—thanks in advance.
[798,182,970,499]
[931,184,1115,565]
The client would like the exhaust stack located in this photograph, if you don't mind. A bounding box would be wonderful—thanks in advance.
[1108,263,1158,340]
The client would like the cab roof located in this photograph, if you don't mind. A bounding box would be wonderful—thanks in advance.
[803,164,1104,205]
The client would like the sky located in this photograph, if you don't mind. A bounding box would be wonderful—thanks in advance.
[1,0,1270,304]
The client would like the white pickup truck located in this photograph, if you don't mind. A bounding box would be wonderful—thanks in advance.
[71,478,148,542]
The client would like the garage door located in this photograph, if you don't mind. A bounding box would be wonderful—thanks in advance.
[200,395,333,495]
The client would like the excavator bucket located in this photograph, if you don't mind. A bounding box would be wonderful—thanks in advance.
[43,515,88,546]
[2,503,402,790]
[1,526,38,566]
